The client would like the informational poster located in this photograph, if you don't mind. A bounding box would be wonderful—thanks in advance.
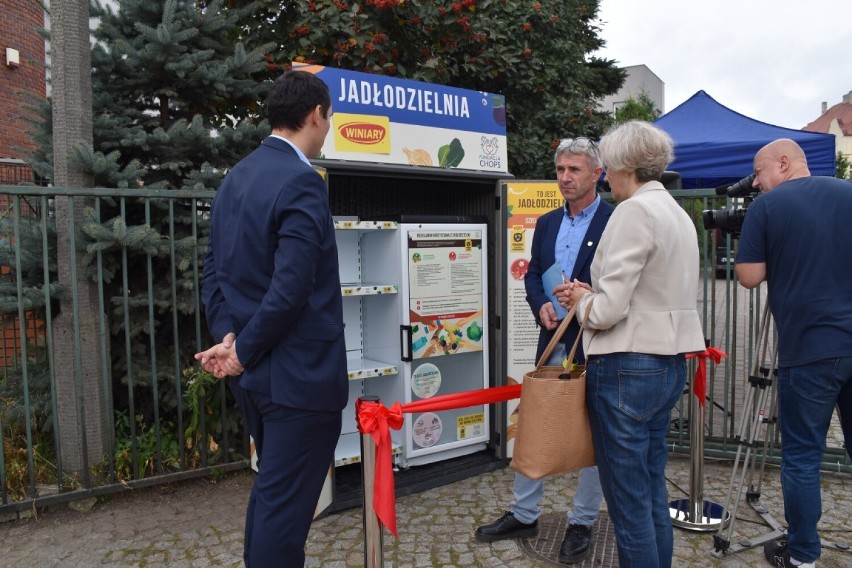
[503,181,562,456]
[407,230,485,359]
[292,63,508,173]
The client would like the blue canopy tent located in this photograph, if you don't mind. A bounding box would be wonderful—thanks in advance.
[654,90,836,189]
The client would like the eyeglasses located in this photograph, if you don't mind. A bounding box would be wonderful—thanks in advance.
[557,137,600,159]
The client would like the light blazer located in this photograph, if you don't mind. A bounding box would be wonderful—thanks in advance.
[202,136,348,412]
[576,181,705,356]
[525,198,614,363]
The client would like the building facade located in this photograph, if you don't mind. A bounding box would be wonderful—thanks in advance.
[1,0,47,184]
[598,64,665,117]
[803,91,852,167]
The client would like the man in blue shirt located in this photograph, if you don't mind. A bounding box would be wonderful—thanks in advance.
[475,138,613,564]
[736,138,852,568]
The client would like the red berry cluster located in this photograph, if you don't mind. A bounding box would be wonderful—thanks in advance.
[451,0,476,13]
[367,0,402,8]
[288,24,311,39]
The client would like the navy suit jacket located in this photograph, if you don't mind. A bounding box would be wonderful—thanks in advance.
[202,136,348,412]
[524,198,614,363]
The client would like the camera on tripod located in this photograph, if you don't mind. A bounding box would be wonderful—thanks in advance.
[701,174,757,236]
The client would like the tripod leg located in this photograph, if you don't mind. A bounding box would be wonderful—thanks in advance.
[712,296,784,557]
[712,381,775,555]
[712,362,764,554]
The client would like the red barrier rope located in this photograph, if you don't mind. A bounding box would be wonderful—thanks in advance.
[686,347,727,406]
[355,345,725,538]
[355,384,522,537]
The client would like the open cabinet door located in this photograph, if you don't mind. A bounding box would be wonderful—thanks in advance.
[398,221,490,467]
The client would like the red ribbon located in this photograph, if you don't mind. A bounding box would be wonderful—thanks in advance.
[402,384,522,414]
[356,398,404,536]
[686,347,727,406]
[355,383,522,538]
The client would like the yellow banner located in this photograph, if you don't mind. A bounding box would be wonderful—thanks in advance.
[506,181,565,227]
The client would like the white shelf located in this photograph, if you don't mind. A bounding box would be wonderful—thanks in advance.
[341,283,398,296]
[334,219,398,231]
[334,432,402,467]
[346,356,399,381]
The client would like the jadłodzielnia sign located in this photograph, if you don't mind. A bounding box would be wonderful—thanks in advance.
[294,63,508,173]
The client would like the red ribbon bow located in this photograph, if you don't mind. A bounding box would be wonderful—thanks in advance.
[356,398,404,536]
[686,347,727,406]
[354,384,522,538]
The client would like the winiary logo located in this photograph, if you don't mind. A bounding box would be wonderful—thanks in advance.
[333,113,391,154]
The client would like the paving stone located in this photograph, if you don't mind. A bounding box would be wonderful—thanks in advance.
[0,457,849,567]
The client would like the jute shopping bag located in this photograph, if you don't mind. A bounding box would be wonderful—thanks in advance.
[510,302,595,479]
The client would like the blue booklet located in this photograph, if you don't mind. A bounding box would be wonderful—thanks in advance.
[542,262,568,320]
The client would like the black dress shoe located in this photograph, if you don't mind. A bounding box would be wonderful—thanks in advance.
[558,523,593,563]
[474,512,539,542]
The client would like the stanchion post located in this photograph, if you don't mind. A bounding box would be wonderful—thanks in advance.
[670,356,730,532]
[359,396,384,568]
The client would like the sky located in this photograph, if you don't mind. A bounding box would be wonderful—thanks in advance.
[593,0,852,130]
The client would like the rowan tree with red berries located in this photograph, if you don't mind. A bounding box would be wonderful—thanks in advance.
[232,0,624,178]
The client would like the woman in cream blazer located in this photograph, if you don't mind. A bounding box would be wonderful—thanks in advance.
[562,121,705,568]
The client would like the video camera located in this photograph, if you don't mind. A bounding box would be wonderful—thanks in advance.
[701,174,757,235]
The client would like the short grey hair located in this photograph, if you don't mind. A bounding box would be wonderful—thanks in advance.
[598,121,674,182]
[553,137,603,170]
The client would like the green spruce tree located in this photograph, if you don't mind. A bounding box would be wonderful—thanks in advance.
[27,0,274,475]
[85,0,272,471]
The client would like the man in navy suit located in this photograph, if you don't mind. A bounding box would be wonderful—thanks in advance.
[196,70,346,567]
[476,138,614,564]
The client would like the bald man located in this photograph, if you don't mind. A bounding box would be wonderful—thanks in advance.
[736,139,852,568]
[751,138,810,193]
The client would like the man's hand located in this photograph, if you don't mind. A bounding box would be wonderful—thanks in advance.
[195,332,244,379]
[539,302,559,330]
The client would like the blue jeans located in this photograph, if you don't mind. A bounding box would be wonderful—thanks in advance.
[511,466,603,526]
[586,352,687,568]
[511,342,603,526]
[777,356,852,564]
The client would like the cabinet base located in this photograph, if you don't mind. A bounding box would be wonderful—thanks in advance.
[327,448,506,513]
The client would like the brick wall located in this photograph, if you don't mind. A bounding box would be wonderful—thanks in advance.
[0,2,48,366]
[0,160,35,184]
[0,309,46,369]
[0,185,45,369]
[0,0,47,160]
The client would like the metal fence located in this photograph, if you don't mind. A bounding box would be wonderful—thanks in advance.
[0,184,248,516]
[0,184,847,516]
[665,190,849,474]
